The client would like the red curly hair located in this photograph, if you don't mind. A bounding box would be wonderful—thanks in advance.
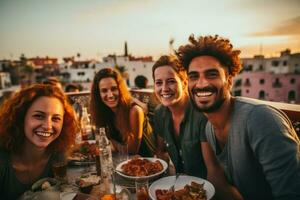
[0,84,79,154]
[176,34,242,77]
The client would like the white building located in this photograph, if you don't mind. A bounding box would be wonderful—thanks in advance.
[233,49,300,103]
[0,72,19,98]
[242,49,300,74]
[110,55,154,87]
[60,55,155,88]
[0,72,11,89]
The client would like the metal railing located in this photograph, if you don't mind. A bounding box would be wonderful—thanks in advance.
[66,89,300,137]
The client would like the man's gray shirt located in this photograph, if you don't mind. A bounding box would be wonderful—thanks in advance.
[205,97,300,200]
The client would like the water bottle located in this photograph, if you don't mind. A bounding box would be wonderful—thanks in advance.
[81,107,93,140]
[98,127,113,178]
[98,127,115,194]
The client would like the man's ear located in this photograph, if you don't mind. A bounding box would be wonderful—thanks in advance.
[227,75,233,90]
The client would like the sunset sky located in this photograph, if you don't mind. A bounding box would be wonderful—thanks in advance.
[0,0,300,61]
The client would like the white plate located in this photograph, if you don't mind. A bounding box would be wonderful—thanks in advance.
[61,192,77,200]
[115,157,168,180]
[149,175,215,200]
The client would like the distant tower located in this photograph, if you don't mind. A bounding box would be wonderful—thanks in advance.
[169,38,174,54]
[124,41,128,56]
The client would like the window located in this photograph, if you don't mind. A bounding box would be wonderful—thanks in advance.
[246,89,249,94]
[77,72,85,76]
[283,60,287,66]
[288,90,296,101]
[234,90,241,96]
[259,65,264,71]
[273,78,282,88]
[244,65,253,71]
[244,78,251,86]
[290,78,295,84]
[259,79,265,85]
[259,90,265,99]
[234,79,241,87]
[272,60,279,67]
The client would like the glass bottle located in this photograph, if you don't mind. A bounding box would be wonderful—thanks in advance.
[81,107,93,140]
[98,127,115,194]
[98,127,113,177]
[94,126,101,176]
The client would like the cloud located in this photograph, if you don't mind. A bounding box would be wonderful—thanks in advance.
[249,16,300,37]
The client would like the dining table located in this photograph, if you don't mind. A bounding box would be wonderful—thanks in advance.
[67,153,176,200]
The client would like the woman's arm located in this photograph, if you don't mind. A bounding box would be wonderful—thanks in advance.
[155,134,170,164]
[202,142,244,200]
[127,104,144,154]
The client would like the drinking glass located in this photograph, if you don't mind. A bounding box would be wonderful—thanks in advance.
[116,143,128,165]
[99,174,116,200]
[135,179,149,200]
[52,154,68,182]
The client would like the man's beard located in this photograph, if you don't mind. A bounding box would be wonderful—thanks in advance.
[189,86,226,113]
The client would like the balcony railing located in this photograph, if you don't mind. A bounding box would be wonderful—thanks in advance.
[66,89,300,137]
[272,82,282,88]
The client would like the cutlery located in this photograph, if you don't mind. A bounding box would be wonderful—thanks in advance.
[169,173,180,193]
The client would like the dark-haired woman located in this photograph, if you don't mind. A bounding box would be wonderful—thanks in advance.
[90,68,155,157]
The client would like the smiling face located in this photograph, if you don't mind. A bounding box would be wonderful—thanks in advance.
[154,65,186,107]
[188,56,232,113]
[24,96,64,149]
[99,77,120,109]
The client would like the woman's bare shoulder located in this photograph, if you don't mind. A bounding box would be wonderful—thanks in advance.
[130,104,144,115]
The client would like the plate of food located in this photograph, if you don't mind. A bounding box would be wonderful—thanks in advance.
[68,141,98,166]
[19,178,62,200]
[75,172,101,194]
[115,157,168,180]
[149,175,215,200]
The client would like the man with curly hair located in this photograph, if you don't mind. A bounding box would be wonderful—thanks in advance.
[177,35,300,199]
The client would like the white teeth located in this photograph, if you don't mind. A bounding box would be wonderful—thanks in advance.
[36,131,52,137]
[107,98,116,102]
[195,91,213,97]
[162,94,172,98]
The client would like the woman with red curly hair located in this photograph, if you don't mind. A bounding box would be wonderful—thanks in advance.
[0,84,79,199]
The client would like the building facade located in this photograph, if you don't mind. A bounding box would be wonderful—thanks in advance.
[233,49,300,103]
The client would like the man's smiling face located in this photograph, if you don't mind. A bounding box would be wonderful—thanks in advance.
[188,55,232,113]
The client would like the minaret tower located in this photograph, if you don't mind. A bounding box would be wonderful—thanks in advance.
[124,41,128,57]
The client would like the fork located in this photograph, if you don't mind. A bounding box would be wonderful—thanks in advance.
[169,173,180,192]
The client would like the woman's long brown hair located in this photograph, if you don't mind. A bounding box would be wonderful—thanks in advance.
[90,68,133,142]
